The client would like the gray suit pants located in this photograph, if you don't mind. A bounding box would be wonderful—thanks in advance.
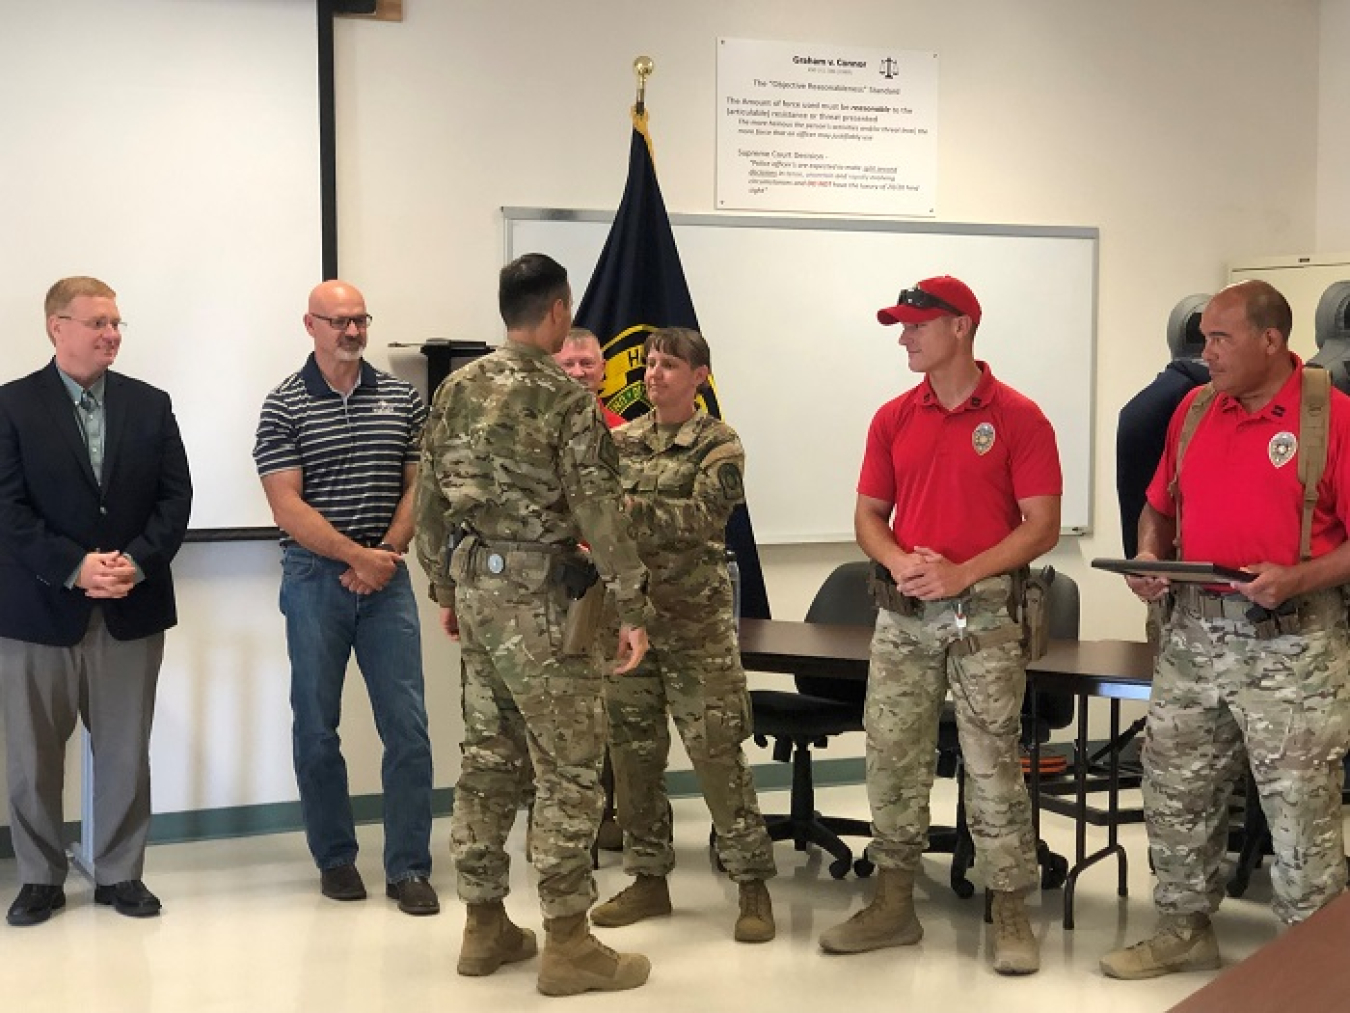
[1,609,162,885]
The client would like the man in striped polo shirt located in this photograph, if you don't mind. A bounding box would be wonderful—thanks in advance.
[253,280,437,915]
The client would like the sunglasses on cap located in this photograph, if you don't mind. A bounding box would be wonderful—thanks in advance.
[895,287,964,316]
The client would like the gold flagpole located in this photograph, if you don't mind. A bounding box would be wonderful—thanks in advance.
[632,55,655,162]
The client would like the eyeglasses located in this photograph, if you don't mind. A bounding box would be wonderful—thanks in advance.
[895,288,964,317]
[311,313,373,331]
[56,315,126,333]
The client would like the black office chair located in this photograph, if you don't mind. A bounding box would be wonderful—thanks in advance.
[746,561,877,879]
[931,566,1076,898]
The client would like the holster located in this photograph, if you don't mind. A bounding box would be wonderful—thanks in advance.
[1145,598,1171,651]
[1236,600,1301,639]
[1018,567,1050,662]
[557,557,603,657]
[561,579,604,656]
[440,527,467,586]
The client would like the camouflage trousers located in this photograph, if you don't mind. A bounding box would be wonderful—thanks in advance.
[604,620,776,883]
[865,575,1038,893]
[1145,589,1350,925]
[450,580,605,919]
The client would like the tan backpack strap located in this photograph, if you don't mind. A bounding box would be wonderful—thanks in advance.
[1169,384,1217,556]
[1297,367,1332,562]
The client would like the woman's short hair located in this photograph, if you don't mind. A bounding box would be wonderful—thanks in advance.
[643,326,711,372]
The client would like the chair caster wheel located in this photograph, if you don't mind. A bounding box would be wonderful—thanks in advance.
[953,879,975,899]
[1041,854,1068,890]
[853,856,875,878]
[829,857,852,880]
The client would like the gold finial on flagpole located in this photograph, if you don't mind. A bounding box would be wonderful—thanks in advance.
[633,55,654,115]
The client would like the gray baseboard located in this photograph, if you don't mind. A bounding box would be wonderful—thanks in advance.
[0,758,866,860]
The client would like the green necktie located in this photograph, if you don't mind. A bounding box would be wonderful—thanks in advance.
[78,390,104,484]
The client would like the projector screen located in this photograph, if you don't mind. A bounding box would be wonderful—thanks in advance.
[1,0,323,532]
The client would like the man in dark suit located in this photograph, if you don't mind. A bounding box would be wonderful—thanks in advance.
[0,276,192,926]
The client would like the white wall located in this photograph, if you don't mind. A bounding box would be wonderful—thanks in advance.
[1318,0,1350,249]
[325,0,1323,780]
[333,0,1321,641]
[10,0,1340,828]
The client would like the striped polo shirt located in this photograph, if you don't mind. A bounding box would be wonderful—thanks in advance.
[253,353,426,547]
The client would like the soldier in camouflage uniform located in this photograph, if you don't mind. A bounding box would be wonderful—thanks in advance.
[590,328,777,944]
[1103,280,1350,980]
[413,253,656,998]
[818,276,1062,976]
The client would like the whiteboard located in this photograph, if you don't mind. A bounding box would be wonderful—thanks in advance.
[0,0,322,532]
[506,209,1097,543]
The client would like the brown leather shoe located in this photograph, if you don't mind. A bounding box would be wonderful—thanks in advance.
[320,864,367,901]
[386,876,440,915]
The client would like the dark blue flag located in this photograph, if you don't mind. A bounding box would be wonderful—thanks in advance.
[575,111,771,620]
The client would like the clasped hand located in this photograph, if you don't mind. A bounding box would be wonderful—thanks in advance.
[892,547,972,601]
[79,550,136,599]
[340,546,400,595]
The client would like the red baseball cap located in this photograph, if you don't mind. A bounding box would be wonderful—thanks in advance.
[877,276,982,327]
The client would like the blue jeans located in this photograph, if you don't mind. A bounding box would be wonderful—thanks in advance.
[279,546,433,881]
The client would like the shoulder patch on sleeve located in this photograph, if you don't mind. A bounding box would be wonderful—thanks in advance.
[717,461,744,501]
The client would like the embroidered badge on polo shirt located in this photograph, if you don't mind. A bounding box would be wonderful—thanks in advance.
[972,422,996,456]
[1268,431,1297,468]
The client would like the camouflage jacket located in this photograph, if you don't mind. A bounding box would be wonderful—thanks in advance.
[613,409,744,607]
[413,340,652,628]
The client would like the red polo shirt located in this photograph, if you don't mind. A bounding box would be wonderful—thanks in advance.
[1146,359,1350,567]
[857,363,1062,564]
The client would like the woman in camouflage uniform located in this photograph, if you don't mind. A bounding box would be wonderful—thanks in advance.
[592,327,777,944]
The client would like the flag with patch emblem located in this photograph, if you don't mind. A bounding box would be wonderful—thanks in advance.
[575,107,771,620]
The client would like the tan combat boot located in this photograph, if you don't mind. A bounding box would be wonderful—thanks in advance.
[591,874,672,927]
[734,879,775,943]
[1100,913,1221,979]
[537,912,651,996]
[818,867,923,954]
[457,900,538,976]
[990,890,1040,975]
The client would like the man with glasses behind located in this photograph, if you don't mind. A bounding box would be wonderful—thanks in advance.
[253,280,437,915]
[0,276,192,925]
[818,275,1062,975]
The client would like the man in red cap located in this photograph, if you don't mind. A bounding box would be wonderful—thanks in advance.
[818,276,1063,975]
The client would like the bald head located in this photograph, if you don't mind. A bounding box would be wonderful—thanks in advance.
[1199,279,1295,406]
[304,279,370,370]
[1215,279,1293,345]
[309,279,365,315]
